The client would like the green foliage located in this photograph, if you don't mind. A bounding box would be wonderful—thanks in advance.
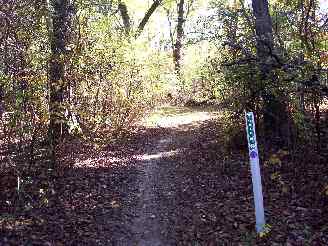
[65,11,171,141]
[189,0,327,151]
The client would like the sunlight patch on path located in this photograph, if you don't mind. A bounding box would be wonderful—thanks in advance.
[74,156,128,168]
[141,106,221,128]
[134,149,181,161]
[155,111,213,128]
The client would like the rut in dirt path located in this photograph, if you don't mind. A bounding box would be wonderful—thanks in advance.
[131,135,179,245]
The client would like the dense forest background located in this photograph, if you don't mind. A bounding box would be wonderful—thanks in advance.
[1,0,327,162]
[0,0,327,244]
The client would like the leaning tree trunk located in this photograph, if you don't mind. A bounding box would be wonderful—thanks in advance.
[136,0,162,37]
[251,0,291,148]
[118,2,131,35]
[47,0,69,168]
[119,0,162,37]
[173,0,185,78]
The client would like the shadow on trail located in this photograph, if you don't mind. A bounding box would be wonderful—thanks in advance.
[0,118,233,245]
[1,114,327,245]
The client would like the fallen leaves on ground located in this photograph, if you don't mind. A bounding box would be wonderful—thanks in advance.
[0,106,327,245]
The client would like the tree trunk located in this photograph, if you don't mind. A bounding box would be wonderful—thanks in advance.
[47,0,69,168]
[173,0,185,78]
[119,1,162,37]
[136,0,162,37]
[228,0,239,60]
[118,2,131,35]
[251,0,290,148]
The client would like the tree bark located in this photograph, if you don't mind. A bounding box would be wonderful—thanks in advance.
[251,0,290,147]
[47,0,70,167]
[118,2,131,35]
[173,0,185,78]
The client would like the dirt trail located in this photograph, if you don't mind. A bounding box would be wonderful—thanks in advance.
[131,138,172,245]
[127,107,220,245]
[2,106,327,245]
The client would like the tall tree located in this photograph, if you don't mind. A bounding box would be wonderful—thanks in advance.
[47,0,70,167]
[173,0,185,77]
[166,0,195,79]
[251,0,290,147]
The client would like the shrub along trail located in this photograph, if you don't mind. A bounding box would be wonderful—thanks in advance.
[1,106,327,245]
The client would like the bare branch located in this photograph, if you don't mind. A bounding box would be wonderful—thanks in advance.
[136,0,162,37]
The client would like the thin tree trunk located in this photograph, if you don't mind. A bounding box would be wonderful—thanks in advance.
[229,0,239,60]
[119,1,162,37]
[118,2,131,35]
[251,0,290,148]
[173,0,185,78]
[136,0,162,37]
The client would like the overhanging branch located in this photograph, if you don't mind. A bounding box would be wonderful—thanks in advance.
[136,0,162,37]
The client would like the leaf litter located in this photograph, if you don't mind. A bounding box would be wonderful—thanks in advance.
[0,106,327,245]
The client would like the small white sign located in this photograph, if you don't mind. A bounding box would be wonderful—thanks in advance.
[245,112,265,233]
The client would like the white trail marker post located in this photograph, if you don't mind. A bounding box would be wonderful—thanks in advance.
[245,112,265,233]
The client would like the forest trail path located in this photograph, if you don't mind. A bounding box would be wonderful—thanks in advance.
[2,106,327,245]
[127,106,221,245]
[2,105,272,245]
[129,137,172,245]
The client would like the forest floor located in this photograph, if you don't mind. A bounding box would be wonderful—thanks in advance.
[1,106,328,245]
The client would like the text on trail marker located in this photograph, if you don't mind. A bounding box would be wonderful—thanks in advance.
[245,112,266,233]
